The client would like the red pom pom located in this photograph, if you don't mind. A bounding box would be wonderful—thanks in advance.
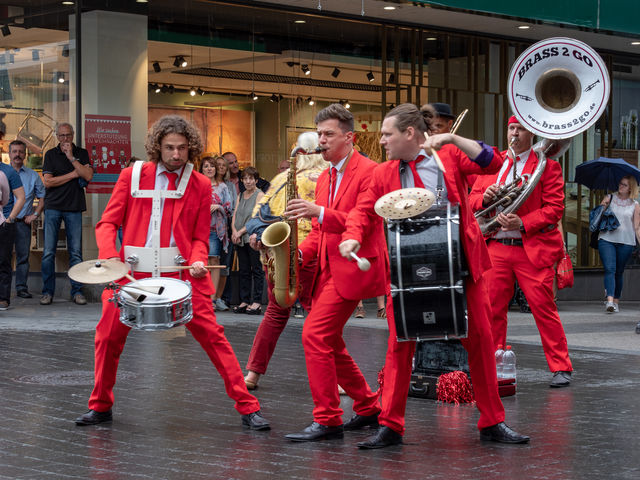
[375,366,385,399]
[361,123,368,130]
[436,371,475,405]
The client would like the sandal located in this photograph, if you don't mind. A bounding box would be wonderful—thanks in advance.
[246,306,262,315]
[233,304,248,314]
[377,307,386,318]
[354,305,366,318]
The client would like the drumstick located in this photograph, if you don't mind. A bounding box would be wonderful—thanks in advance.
[423,132,446,173]
[123,274,165,295]
[158,265,226,270]
[349,252,371,271]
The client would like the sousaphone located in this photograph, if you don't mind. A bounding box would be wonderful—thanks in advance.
[476,37,610,236]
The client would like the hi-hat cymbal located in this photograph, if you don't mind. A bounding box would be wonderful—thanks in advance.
[68,259,128,284]
[374,188,436,219]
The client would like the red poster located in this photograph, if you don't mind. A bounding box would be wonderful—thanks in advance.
[84,114,131,194]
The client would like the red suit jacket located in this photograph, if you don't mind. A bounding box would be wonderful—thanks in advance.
[95,161,215,295]
[343,144,503,283]
[299,150,387,300]
[468,149,565,269]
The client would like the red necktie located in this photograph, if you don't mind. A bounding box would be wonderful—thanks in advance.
[408,155,426,189]
[328,167,337,206]
[160,171,178,247]
[499,156,516,185]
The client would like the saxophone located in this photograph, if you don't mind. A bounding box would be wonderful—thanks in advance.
[261,151,301,308]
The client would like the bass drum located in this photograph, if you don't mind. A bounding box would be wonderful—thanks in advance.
[388,203,469,341]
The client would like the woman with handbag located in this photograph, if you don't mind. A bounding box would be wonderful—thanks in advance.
[231,167,265,315]
[200,157,233,309]
[597,175,640,313]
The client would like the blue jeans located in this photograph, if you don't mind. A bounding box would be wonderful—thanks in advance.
[42,209,83,297]
[13,221,32,293]
[598,238,634,299]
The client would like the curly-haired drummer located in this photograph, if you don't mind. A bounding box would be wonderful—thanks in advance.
[75,115,270,430]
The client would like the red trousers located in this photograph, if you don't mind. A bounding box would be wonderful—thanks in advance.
[246,259,316,375]
[380,275,505,435]
[88,274,261,415]
[302,267,381,426]
[485,241,572,373]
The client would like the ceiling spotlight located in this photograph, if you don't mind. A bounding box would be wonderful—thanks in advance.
[161,84,169,93]
[152,61,161,73]
[426,37,437,41]
[251,92,258,101]
[631,41,640,46]
[1,25,10,37]
[189,87,197,96]
[169,85,175,94]
[331,67,341,78]
[388,73,396,83]
[294,19,306,24]
[366,71,375,82]
[270,93,279,103]
[344,101,350,109]
[173,56,187,68]
[307,97,314,106]
[57,72,66,84]
[286,61,295,67]
[154,84,161,93]
[301,64,311,75]
[180,56,188,67]
[518,25,531,30]
[32,50,40,61]
[62,1,74,5]
[173,57,180,67]
[384,6,396,10]
[198,88,206,96]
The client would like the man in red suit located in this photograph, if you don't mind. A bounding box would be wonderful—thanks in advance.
[469,116,572,388]
[75,115,269,430]
[340,103,530,448]
[282,104,387,442]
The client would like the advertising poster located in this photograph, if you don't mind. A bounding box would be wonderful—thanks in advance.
[84,114,131,194]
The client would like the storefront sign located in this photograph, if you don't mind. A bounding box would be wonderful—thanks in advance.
[84,114,131,194]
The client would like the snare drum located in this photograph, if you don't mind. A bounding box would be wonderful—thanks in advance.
[115,277,193,331]
[388,203,468,341]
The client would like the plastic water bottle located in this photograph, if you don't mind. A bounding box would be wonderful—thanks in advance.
[495,345,505,379]
[502,345,517,381]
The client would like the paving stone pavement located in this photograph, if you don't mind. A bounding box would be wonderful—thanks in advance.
[0,297,639,480]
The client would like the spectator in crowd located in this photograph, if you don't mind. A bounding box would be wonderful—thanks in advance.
[231,166,264,314]
[213,155,237,311]
[223,151,241,195]
[199,156,233,311]
[10,140,45,298]
[0,148,25,311]
[597,175,640,313]
[353,296,387,318]
[40,122,93,306]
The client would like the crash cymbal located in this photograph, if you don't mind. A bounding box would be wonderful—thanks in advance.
[68,259,128,284]
[374,188,436,219]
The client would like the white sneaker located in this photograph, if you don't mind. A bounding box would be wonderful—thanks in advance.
[606,301,615,313]
[613,303,619,313]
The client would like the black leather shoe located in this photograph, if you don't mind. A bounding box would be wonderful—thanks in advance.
[480,422,530,444]
[550,370,572,388]
[357,426,403,449]
[241,410,271,431]
[285,422,344,442]
[344,412,380,431]
[17,291,32,299]
[75,409,113,426]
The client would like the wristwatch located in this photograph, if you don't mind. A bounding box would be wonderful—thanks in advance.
[34,212,40,218]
